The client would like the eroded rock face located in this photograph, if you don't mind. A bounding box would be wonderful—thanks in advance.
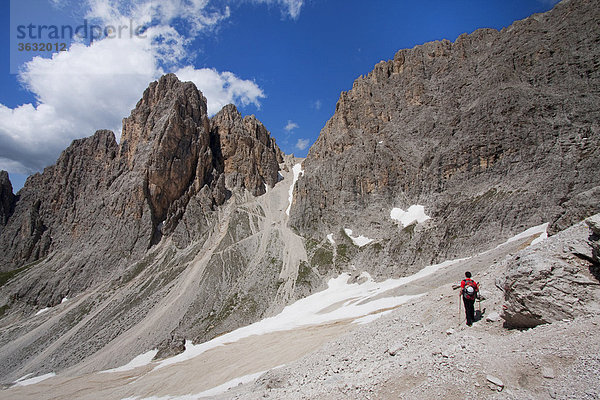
[500,215,600,328]
[586,215,600,266]
[0,171,14,230]
[289,0,600,277]
[211,104,283,196]
[119,74,224,242]
[0,130,120,274]
[0,74,281,309]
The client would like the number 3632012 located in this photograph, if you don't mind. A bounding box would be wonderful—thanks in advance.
[17,43,67,52]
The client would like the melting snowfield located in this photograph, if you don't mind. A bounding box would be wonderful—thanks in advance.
[154,268,444,371]
[3,224,548,400]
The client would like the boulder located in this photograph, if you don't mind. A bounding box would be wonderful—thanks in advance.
[500,218,600,328]
[586,215,600,267]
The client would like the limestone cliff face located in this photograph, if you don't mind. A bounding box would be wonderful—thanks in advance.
[119,74,227,243]
[0,131,119,275]
[0,171,14,231]
[211,104,283,196]
[290,0,600,277]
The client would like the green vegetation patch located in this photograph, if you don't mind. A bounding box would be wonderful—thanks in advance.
[0,304,9,318]
[311,248,333,268]
[305,238,319,252]
[0,258,44,288]
[296,261,313,286]
[337,244,348,257]
[402,223,416,236]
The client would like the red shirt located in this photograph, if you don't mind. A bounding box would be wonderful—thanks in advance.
[461,278,479,291]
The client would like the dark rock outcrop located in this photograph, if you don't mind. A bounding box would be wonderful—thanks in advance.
[119,74,225,242]
[289,0,600,277]
[500,214,600,328]
[0,171,14,230]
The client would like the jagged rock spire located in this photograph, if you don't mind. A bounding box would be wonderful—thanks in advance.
[0,170,14,229]
[211,104,283,196]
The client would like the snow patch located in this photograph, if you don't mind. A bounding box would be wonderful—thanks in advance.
[353,309,395,325]
[61,297,68,304]
[506,223,548,246]
[286,163,304,216]
[327,233,335,245]
[132,368,282,400]
[15,372,55,386]
[35,307,50,316]
[13,373,33,383]
[343,228,374,247]
[390,205,430,227]
[100,349,159,374]
[156,257,462,371]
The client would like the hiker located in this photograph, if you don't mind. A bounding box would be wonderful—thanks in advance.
[460,271,479,326]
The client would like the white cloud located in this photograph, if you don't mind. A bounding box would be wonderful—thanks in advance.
[0,35,159,173]
[249,0,304,19]
[311,99,322,110]
[284,120,299,132]
[175,66,265,116]
[295,138,310,151]
[0,0,265,175]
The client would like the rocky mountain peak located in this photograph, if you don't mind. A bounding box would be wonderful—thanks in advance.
[211,103,283,196]
[0,74,283,275]
[119,73,209,165]
[118,74,216,236]
[0,170,14,229]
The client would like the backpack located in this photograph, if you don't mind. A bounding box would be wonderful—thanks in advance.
[463,278,478,300]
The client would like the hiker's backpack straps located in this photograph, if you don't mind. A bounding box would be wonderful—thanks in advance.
[462,278,478,300]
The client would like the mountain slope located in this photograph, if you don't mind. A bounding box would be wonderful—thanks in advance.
[290,0,600,279]
[1,215,597,399]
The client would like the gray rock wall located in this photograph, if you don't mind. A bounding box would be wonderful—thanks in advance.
[289,0,600,278]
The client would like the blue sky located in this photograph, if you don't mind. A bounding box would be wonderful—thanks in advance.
[1,0,559,192]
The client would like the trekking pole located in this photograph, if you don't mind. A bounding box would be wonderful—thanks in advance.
[458,295,462,325]
[478,282,482,313]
